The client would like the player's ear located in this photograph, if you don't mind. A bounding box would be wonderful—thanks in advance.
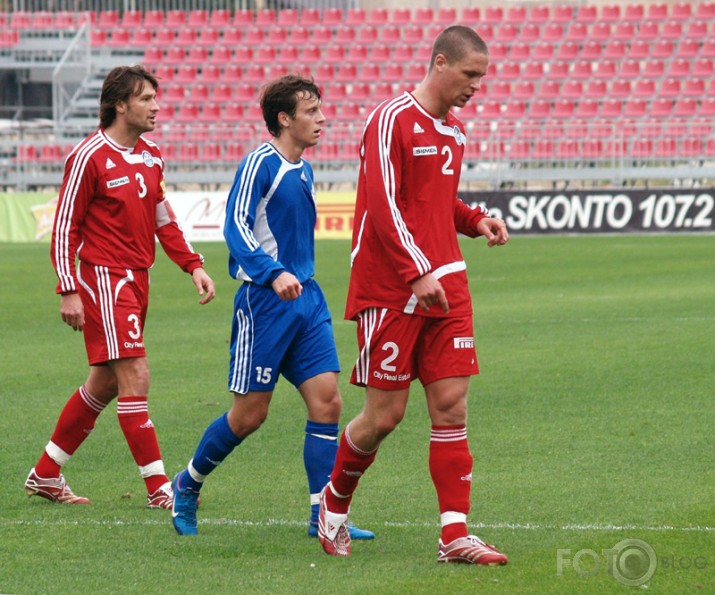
[277,111,291,129]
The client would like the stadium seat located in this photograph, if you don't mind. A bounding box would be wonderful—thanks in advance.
[499,62,521,80]
[676,38,699,58]
[265,28,287,45]
[575,99,599,118]
[175,27,197,46]
[624,98,647,117]
[299,44,321,63]
[610,79,631,98]
[164,47,185,65]
[406,63,426,82]
[336,102,361,122]
[667,58,691,77]
[591,22,612,41]
[552,99,575,119]
[627,40,650,59]
[652,39,675,58]
[513,81,535,99]
[619,59,640,78]
[601,99,622,117]
[311,25,331,45]
[636,20,659,40]
[658,78,680,98]
[643,59,665,78]
[532,42,554,61]
[403,24,423,44]
[154,28,174,46]
[603,40,626,59]
[647,3,668,20]
[299,8,320,25]
[562,80,583,98]
[546,60,570,80]
[695,1,715,18]
[232,9,253,26]
[700,97,715,116]
[584,80,607,98]
[489,81,511,100]
[186,9,208,28]
[276,8,298,26]
[334,25,355,45]
[359,63,380,81]
[673,98,696,116]
[323,8,343,25]
[244,26,263,45]
[108,28,130,47]
[175,65,197,83]
[346,44,368,63]
[165,10,186,27]
[392,43,413,62]
[253,8,276,27]
[650,98,672,117]
[209,45,232,64]
[533,139,555,160]
[277,46,298,64]
[366,8,388,25]
[699,39,715,59]
[244,65,266,82]
[537,80,560,100]
[571,60,593,80]
[576,5,597,22]
[632,79,656,97]
[542,23,565,41]
[692,59,714,78]
[345,8,366,25]
[380,25,401,44]
[208,9,230,27]
[553,5,574,22]
[480,100,501,118]
[389,7,409,24]
[482,6,503,23]
[154,65,174,82]
[624,3,645,21]
[162,84,185,103]
[520,23,540,42]
[581,41,601,59]
[335,63,358,82]
[529,99,551,119]
[89,29,108,46]
[130,28,153,46]
[97,10,119,28]
[436,7,457,24]
[356,25,378,44]
[217,27,241,45]
[640,120,662,137]
[199,65,221,83]
[495,23,519,42]
[662,21,683,39]
[53,11,77,29]
[613,22,635,40]
[460,6,480,24]
[566,22,588,41]
[176,105,199,123]
[234,83,256,101]
[601,4,622,21]
[670,1,693,21]
[681,138,703,158]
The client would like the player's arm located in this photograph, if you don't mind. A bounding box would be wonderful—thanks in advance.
[223,160,288,286]
[453,200,509,247]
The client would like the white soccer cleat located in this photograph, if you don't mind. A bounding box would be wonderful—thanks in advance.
[437,534,508,565]
[25,468,91,504]
[317,487,351,556]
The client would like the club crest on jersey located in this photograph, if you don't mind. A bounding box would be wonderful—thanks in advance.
[413,146,438,156]
[453,126,465,146]
[107,175,130,188]
[142,150,154,167]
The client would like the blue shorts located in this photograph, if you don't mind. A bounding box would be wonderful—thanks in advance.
[228,278,340,394]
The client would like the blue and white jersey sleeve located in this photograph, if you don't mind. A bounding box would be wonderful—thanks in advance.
[224,143,317,285]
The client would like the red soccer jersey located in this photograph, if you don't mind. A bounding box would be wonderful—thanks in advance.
[345,92,489,321]
[51,130,202,294]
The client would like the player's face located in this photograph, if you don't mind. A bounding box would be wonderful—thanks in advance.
[442,49,489,109]
[122,80,159,134]
[286,93,325,149]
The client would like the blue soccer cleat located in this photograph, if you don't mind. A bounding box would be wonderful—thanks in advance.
[309,520,375,540]
[171,472,199,536]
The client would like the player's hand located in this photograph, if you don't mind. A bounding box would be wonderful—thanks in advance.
[477,217,510,247]
[272,272,303,301]
[60,293,84,331]
[411,273,449,313]
[191,267,216,305]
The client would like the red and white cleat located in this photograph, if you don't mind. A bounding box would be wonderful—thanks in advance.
[146,481,174,509]
[25,468,91,504]
[437,535,508,565]
[317,488,351,556]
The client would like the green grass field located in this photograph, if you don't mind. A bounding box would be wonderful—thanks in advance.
[1,235,713,594]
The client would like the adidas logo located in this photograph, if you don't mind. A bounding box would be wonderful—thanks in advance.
[301,171,307,182]
[139,420,155,429]
[413,122,424,134]
[106,157,116,169]
[460,473,473,482]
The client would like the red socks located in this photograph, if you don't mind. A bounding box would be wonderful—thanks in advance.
[326,426,377,514]
[117,396,168,494]
[429,425,473,543]
[35,386,106,478]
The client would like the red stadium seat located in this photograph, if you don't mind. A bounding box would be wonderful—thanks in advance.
[613,22,635,40]
[164,47,185,65]
[175,65,197,83]
[366,8,388,25]
[166,10,186,28]
[461,6,480,24]
[695,1,715,18]
[244,65,265,83]
[345,44,368,63]
[566,22,588,42]
[311,25,331,45]
[542,23,565,41]
[334,25,355,45]
[658,78,681,98]
[681,138,703,158]
[624,98,647,117]
[335,63,357,82]
[591,22,611,41]
[233,9,254,26]
[277,46,298,64]
[601,4,621,22]
[624,4,645,21]
[520,23,540,42]
[436,7,457,24]
[529,99,551,119]
[576,5,597,22]
[403,24,423,44]
[108,28,130,47]
[187,10,208,28]
[603,40,626,59]
[154,28,174,46]
[345,8,366,25]
[392,43,413,62]
[632,79,656,97]
[380,25,401,44]
[413,8,434,24]
[532,42,554,61]
[546,61,570,80]
[700,97,715,117]
[90,29,108,46]
[581,41,602,59]
[601,99,622,118]
[176,105,199,123]
[652,39,675,58]
[391,8,411,24]
[643,59,665,78]
[406,63,426,82]
[647,3,668,20]
[636,20,659,40]
[627,40,650,59]
[97,10,119,28]
[488,81,511,100]
[571,60,593,80]
[537,80,560,100]
[530,5,550,23]
[574,97,599,119]
[495,23,519,42]
[692,59,714,78]
[552,5,574,22]
[513,81,535,99]
[662,21,683,39]
[619,59,641,78]
[299,45,321,63]
[610,79,631,98]
[175,27,197,46]
[244,26,264,45]
[209,10,230,27]
[358,63,380,81]
[700,39,715,58]
[199,65,221,83]
[323,8,343,25]
[562,80,583,98]
[676,38,699,58]
[673,98,697,117]
[356,25,378,44]
[224,103,245,122]
[552,99,575,119]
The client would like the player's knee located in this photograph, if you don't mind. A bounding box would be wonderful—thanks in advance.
[374,410,404,438]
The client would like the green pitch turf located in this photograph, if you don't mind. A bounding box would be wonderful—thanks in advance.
[1,235,713,594]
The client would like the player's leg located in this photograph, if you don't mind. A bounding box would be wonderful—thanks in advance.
[26,365,117,504]
[172,283,287,535]
[421,317,507,565]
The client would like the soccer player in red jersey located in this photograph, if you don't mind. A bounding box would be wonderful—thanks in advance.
[318,26,510,564]
[25,65,215,508]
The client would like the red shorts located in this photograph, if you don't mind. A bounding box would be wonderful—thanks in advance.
[350,308,479,389]
[76,263,149,365]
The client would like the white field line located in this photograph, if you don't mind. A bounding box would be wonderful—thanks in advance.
[2,517,713,532]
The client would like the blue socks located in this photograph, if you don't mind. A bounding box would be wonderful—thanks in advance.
[304,420,339,524]
[179,413,242,492]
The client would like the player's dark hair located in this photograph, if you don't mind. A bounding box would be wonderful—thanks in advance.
[260,74,321,138]
[430,26,488,70]
[99,65,158,129]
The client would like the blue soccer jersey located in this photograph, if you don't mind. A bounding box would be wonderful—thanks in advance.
[224,143,339,394]
[224,142,317,285]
